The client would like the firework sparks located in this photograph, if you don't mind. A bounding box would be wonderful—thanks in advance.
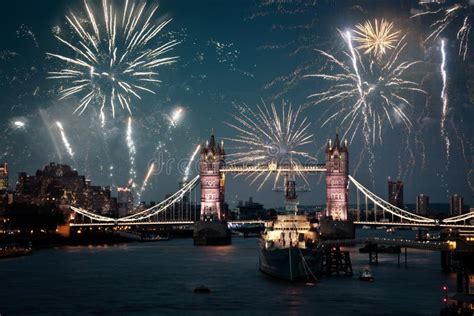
[353,19,400,59]
[56,121,74,159]
[440,39,450,163]
[226,101,314,190]
[306,30,426,146]
[412,2,473,60]
[183,144,201,182]
[47,0,179,118]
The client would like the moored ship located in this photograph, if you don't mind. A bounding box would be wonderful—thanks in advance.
[259,214,322,281]
[259,175,323,281]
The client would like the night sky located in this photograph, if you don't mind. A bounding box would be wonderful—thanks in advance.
[0,0,473,207]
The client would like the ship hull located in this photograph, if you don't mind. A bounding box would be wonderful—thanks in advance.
[193,220,232,246]
[259,246,322,281]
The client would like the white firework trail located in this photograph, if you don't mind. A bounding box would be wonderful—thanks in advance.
[346,31,365,103]
[440,39,450,164]
[226,101,315,191]
[183,144,201,182]
[126,116,137,201]
[345,30,374,159]
[56,121,74,159]
[47,0,179,119]
[139,162,155,195]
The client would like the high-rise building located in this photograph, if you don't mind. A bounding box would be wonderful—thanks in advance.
[450,194,464,215]
[416,194,429,215]
[117,187,134,217]
[0,163,8,190]
[388,178,404,209]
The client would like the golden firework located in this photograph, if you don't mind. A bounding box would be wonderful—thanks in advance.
[353,19,400,59]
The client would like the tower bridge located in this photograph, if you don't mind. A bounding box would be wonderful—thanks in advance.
[68,133,474,235]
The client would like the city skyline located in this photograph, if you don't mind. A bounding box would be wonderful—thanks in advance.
[2,153,469,214]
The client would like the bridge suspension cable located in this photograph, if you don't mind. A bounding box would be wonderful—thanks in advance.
[442,211,474,223]
[71,175,200,223]
[70,206,118,222]
[348,175,435,224]
[118,175,200,222]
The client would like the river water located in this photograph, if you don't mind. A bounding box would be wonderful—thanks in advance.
[1,229,456,315]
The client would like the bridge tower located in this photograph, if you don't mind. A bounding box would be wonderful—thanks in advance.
[199,133,226,220]
[325,134,349,221]
[194,132,231,245]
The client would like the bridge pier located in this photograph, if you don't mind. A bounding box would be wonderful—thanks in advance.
[441,251,454,272]
[404,247,408,268]
[396,248,408,268]
[322,247,353,276]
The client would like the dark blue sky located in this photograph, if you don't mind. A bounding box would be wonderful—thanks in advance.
[0,0,473,207]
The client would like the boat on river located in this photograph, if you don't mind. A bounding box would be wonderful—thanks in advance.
[0,244,33,259]
[259,214,322,281]
[359,268,374,282]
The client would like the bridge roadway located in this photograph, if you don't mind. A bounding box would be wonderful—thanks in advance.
[69,220,265,227]
[220,164,327,173]
[353,221,474,229]
[70,220,474,230]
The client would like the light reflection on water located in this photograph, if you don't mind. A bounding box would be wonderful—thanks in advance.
[1,229,456,315]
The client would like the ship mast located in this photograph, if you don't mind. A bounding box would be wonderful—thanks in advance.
[284,173,299,215]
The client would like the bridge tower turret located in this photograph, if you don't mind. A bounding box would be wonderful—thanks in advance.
[199,133,226,220]
[325,134,349,221]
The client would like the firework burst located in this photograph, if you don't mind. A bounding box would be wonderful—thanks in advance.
[353,19,401,60]
[225,101,314,190]
[48,0,179,120]
[306,30,426,146]
[412,2,473,60]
